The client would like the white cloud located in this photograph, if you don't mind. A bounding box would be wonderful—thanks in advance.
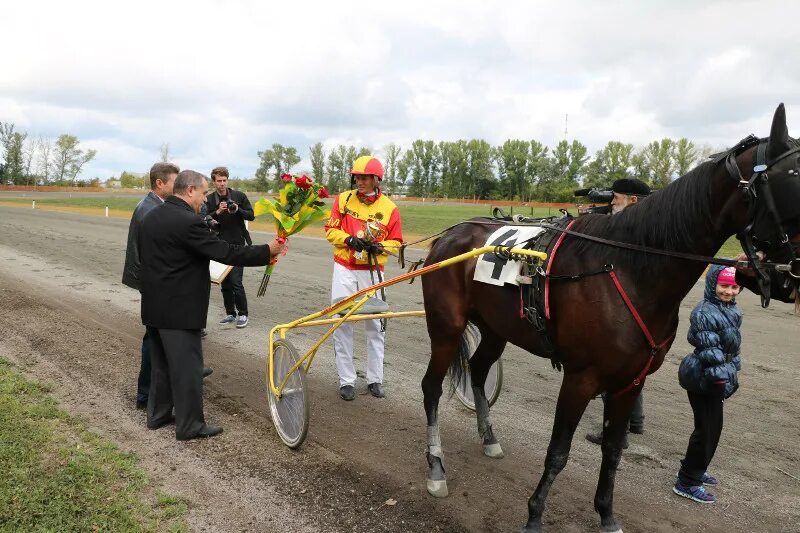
[2,0,800,179]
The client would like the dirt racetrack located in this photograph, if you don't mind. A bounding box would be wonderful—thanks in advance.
[0,204,798,532]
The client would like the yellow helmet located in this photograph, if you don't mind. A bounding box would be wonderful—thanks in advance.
[350,155,384,180]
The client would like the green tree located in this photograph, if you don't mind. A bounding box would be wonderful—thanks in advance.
[673,137,698,177]
[583,141,634,189]
[382,143,403,193]
[36,137,53,183]
[326,145,348,193]
[281,146,301,179]
[537,140,587,201]
[52,134,96,185]
[643,138,676,188]
[3,131,27,185]
[630,150,649,183]
[495,139,531,200]
[437,140,465,198]
[119,171,142,188]
[405,140,440,197]
[309,142,325,183]
[528,140,550,196]
[463,139,495,199]
[255,143,300,191]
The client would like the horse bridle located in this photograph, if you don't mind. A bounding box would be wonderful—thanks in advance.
[720,134,800,306]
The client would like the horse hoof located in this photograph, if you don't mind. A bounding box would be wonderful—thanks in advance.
[426,478,449,498]
[483,443,505,458]
[600,526,622,533]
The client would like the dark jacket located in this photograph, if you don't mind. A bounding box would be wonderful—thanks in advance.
[122,191,163,290]
[679,265,743,398]
[138,196,270,329]
[206,188,254,245]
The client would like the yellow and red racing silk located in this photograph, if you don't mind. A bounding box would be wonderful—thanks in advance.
[325,190,403,271]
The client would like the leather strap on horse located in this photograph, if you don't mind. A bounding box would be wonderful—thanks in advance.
[607,269,675,397]
[536,223,743,268]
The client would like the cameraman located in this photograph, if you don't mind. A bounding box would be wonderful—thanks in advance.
[610,178,651,214]
[585,177,651,448]
[205,166,255,329]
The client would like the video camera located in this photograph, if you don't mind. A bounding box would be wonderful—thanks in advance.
[574,187,613,215]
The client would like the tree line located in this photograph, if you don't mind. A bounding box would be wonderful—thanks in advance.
[0,118,718,202]
[254,137,717,201]
[0,122,97,186]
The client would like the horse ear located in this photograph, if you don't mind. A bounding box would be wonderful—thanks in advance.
[767,103,790,162]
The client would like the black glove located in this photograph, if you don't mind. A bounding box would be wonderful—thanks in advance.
[345,236,367,252]
[367,242,385,255]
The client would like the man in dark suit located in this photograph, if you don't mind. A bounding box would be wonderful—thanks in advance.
[139,170,285,440]
[122,162,179,410]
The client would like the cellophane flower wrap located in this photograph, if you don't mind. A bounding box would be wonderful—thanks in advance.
[253,173,331,295]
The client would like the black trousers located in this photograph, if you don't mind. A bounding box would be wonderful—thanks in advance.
[601,391,645,430]
[221,265,248,316]
[147,328,206,439]
[678,386,725,487]
[136,327,153,404]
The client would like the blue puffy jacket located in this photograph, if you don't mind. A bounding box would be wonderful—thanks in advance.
[678,265,743,398]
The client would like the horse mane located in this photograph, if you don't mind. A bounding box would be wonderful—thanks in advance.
[569,160,719,273]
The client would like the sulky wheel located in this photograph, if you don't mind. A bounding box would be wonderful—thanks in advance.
[268,339,310,449]
[453,321,504,411]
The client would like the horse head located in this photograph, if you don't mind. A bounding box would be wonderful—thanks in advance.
[721,104,800,305]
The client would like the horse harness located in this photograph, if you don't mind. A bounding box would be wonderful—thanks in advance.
[490,212,674,392]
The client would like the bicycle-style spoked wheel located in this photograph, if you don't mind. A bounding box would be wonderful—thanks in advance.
[268,339,309,448]
[453,322,504,411]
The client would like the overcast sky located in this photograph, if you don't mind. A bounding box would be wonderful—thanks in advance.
[2,0,799,180]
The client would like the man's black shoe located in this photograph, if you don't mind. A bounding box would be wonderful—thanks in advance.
[203,367,213,378]
[135,400,147,411]
[339,385,355,401]
[367,382,385,398]
[178,424,223,441]
[147,415,175,430]
[629,425,644,435]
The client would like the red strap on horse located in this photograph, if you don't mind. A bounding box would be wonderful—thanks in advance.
[544,219,577,319]
[608,270,674,397]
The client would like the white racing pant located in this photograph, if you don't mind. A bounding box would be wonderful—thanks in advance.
[331,262,385,387]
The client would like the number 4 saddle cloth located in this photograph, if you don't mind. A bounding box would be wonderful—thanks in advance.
[473,226,545,286]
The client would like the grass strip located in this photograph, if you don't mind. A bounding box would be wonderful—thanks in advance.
[0,358,188,533]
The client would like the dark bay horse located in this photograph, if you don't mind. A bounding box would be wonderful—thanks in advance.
[420,105,800,532]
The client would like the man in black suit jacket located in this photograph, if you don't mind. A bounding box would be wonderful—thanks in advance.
[139,170,285,440]
[122,162,179,410]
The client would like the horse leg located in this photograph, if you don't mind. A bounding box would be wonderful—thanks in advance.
[593,387,640,533]
[469,330,506,459]
[422,333,463,498]
[523,377,593,533]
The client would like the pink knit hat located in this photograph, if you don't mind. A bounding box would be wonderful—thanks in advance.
[716,266,738,286]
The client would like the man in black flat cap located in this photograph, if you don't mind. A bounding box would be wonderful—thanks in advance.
[586,177,651,448]
[610,178,651,215]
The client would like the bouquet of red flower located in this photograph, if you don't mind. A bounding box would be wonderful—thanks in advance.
[253,173,330,296]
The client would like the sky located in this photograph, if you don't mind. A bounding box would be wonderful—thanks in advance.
[2,0,800,180]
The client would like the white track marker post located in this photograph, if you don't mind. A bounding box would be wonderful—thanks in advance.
[105,206,109,217]
[32,201,35,209]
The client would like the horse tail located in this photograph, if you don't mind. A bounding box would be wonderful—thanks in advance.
[447,328,472,396]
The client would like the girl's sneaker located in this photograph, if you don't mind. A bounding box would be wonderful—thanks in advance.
[701,472,719,486]
[673,482,716,504]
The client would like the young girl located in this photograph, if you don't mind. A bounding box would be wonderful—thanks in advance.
[674,265,742,503]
